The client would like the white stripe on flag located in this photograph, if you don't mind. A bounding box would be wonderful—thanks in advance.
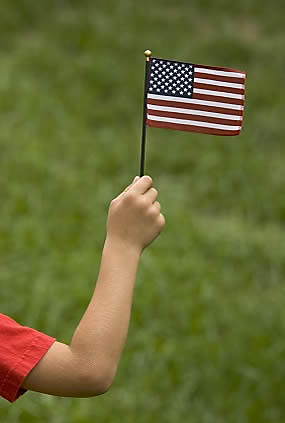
[147,115,241,131]
[194,78,244,89]
[195,67,245,79]
[193,88,244,100]
[147,104,241,120]
[147,94,244,110]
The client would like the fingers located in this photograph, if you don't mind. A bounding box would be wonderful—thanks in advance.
[116,176,140,200]
[144,187,158,204]
[116,175,155,202]
[124,176,140,193]
[129,175,153,195]
[153,201,161,212]
[151,202,161,216]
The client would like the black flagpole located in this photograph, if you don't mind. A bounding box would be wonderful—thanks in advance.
[140,49,152,177]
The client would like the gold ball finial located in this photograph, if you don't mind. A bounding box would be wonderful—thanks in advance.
[144,50,152,61]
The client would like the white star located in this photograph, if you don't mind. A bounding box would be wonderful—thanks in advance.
[178,66,181,70]
[170,72,173,76]
[160,61,163,64]
[189,71,193,75]
[172,90,176,94]
[158,81,161,85]
[188,92,191,95]
[173,76,177,80]
[163,64,166,68]
[181,70,185,74]
[158,67,162,71]
[157,88,161,92]
[165,82,169,86]
[151,73,154,76]
[165,89,168,92]
[162,71,166,75]
[181,77,185,81]
[170,65,174,69]
[174,69,178,73]
[180,91,183,95]
[149,87,153,91]
[166,75,169,79]
[184,88,188,91]
[153,84,157,88]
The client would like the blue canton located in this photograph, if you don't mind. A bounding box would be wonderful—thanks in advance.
[148,58,194,99]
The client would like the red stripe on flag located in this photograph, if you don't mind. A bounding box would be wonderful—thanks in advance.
[146,119,241,136]
[193,82,245,95]
[193,93,244,106]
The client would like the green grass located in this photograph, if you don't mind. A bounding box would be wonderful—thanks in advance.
[0,0,285,421]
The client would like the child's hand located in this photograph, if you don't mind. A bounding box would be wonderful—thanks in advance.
[106,176,165,253]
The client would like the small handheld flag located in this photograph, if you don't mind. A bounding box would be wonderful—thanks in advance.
[139,51,246,175]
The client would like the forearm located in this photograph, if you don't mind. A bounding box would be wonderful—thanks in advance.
[22,237,141,397]
[69,236,141,381]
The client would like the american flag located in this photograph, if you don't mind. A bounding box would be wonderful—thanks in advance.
[146,57,246,136]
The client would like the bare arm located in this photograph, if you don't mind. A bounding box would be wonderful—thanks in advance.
[22,176,165,397]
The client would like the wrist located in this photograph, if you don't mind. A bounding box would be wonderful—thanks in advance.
[104,235,142,261]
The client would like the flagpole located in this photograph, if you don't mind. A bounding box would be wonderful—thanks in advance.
[139,49,152,177]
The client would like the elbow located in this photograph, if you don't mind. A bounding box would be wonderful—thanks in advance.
[94,371,115,396]
[79,363,117,397]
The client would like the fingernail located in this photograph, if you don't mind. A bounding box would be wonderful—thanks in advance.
[133,176,140,182]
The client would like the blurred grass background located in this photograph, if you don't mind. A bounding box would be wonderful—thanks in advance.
[0,0,284,421]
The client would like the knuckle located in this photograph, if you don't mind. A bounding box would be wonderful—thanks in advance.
[155,201,161,210]
[124,191,136,204]
[148,205,159,218]
[137,197,147,210]
[151,188,158,197]
[158,213,166,228]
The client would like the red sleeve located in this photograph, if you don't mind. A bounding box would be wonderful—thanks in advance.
[0,313,56,403]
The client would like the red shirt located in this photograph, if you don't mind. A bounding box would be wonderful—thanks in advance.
[0,313,56,403]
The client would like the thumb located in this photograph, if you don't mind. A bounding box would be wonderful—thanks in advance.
[116,176,140,200]
[133,176,140,184]
[125,176,140,192]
